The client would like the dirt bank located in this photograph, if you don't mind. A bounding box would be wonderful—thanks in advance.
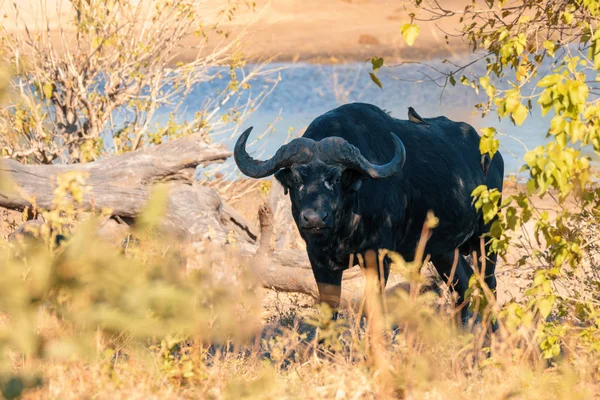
[3,0,470,63]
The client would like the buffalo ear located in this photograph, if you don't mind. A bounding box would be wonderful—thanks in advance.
[342,170,364,192]
[274,169,292,195]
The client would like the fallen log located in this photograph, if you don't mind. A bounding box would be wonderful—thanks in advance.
[0,134,257,242]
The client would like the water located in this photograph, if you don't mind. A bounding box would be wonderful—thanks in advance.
[164,60,592,179]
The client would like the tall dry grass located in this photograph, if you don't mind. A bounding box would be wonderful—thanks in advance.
[1,172,600,399]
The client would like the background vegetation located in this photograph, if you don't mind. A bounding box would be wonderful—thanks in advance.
[1,0,600,399]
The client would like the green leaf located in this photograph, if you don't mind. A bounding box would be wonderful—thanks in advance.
[369,72,382,89]
[401,24,420,46]
[370,57,384,73]
[448,73,456,86]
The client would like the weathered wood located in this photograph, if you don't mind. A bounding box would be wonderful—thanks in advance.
[0,133,258,242]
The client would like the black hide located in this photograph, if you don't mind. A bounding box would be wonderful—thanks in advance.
[237,102,504,319]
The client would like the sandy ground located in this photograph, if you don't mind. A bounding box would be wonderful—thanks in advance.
[207,0,470,63]
[2,0,470,63]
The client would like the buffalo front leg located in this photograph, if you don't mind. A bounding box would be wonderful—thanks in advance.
[467,235,499,331]
[430,250,474,326]
[312,267,343,320]
[474,236,498,297]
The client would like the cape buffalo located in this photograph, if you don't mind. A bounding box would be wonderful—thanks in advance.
[234,102,504,322]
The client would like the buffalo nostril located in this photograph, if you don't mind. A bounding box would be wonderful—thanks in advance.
[301,210,328,226]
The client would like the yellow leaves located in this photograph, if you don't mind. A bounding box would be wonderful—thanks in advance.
[523,143,590,199]
[0,65,11,104]
[537,73,589,118]
[500,302,533,333]
[499,33,526,64]
[480,127,499,157]
[53,171,90,206]
[44,171,91,238]
[543,40,557,57]
[479,76,496,98]
[561,11,574,24]
[537,296,555,320]
[537,74,563,88]
[504,93,520,111]
[401,24,420,46]
[471,185,502,224]
[91,36,102,51]
[537,90,553,117]
[589,29,600,71]
[515,61,529,83]
[568,81,589,106]
[42,83,53,100]
[548,115,566,136]
[567,119,585,143]
[0,160,16,194]
[79,138,103,163]
[136,184,170,231]
[417,0,600,365]
[258,180,271,197]
[497,28,509,43]
[226,230,237,244]
[512,103,528,126]
[497,89,528,126]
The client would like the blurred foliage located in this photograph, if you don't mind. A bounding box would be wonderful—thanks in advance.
[0,172,261,398]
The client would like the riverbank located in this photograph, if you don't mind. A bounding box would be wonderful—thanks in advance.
[2,0,470,64]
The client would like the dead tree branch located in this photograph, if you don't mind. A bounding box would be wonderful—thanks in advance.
[0,133,257,242]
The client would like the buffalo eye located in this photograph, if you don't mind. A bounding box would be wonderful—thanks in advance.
[324,176,340,191]
[292,175,301,185]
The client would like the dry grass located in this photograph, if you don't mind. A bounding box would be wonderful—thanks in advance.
[2,181,600,399]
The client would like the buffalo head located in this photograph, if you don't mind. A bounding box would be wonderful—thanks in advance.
[234,127,406,241]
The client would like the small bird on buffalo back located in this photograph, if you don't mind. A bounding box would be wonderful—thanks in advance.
[408,107,429,126]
